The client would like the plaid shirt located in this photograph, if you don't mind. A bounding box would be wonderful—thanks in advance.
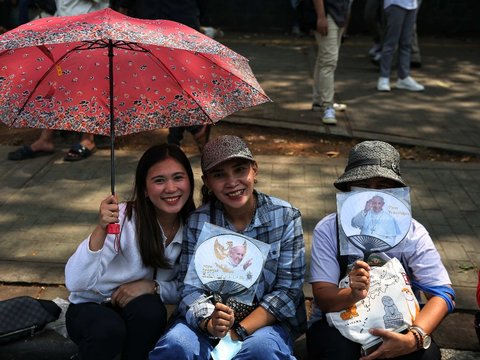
[178,191,307,339]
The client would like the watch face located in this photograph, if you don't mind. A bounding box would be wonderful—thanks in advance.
[423,335,432,349]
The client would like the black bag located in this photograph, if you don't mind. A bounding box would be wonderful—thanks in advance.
[0,296,61,344]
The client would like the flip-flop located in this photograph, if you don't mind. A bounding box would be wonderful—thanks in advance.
[63,143,96,162]
[7,145,54,161]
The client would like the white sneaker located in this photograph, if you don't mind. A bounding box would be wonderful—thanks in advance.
[377,77,391,92]
[313,103,346,112]
[396,76,425,91]
[333,103,347,111]
[322,107,337,125]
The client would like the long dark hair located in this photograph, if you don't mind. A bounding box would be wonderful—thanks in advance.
[125,144,195,268]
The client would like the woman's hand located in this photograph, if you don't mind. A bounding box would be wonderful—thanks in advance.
[88,195,120,251]
[349,260,371,302]
[209,302,235,338]
[360,328,418,360]
[99,195,119,230]
[110,279,156,308]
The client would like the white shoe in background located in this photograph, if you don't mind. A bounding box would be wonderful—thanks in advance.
[396,76,425,91]
[322,107,337,125]
[333,103,347,111]
[377,77,391,92]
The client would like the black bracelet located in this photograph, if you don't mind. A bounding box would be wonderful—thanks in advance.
[233,324,248,341]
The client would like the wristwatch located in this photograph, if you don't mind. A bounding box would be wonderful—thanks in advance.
[410,326,431,350]
[232,323,249,341]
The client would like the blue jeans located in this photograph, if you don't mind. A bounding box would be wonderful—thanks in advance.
[149,319,296,360]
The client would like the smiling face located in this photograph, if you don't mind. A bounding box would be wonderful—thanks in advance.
[203,158,257,212]
[229,245,246,266]
[370,196,385,213]
[145,157,191,218]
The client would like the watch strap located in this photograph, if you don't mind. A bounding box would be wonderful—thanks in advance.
[233,323,248,341]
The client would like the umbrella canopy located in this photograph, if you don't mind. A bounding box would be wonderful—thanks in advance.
[0,8,269,134]
[0,8,270,194]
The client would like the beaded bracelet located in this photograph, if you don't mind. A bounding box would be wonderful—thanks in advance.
[409,328,422,350]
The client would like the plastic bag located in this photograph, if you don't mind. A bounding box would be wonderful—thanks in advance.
[326,257,419,345]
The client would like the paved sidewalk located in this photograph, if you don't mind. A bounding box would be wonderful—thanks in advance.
[0,33,479,356]
[222,33,480,155]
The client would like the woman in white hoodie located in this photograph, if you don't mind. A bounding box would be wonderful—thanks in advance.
[65,144,196,360]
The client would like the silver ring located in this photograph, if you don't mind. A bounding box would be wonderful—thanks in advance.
[110,211,114,217]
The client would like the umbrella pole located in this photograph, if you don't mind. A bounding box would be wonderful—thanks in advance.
[108,39,115,196]
[107,39,120,235]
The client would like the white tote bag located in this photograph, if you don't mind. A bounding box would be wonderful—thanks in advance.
[326,257,420,344]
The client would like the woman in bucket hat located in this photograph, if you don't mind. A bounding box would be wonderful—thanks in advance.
[307,140,455,360]
[150,135,307,360]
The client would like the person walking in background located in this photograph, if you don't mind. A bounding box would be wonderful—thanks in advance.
[7,0,109,162]
[364,0,384,64]
[410,0,423,68]
[309,0,350,126]
[65,144,196,360]
[117,0,211,152]
[377,0,424,92]
[366,0,423,68]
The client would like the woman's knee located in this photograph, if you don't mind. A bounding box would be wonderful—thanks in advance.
[124,294,167,322]
[150,321,207,360]
[306,321,359,360]
[66,302,126,342]
[235,325,294,360]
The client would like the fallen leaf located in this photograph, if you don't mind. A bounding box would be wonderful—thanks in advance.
[326,151,340,158]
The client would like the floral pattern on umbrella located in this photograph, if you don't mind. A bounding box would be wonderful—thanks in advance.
[0,8,270,136]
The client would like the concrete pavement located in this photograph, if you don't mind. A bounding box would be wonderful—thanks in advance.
[0,33,479,357]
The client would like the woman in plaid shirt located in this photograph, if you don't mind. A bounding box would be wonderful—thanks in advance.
[150,135,307,360]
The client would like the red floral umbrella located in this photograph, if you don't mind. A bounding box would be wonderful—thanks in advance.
[0,8,270,193]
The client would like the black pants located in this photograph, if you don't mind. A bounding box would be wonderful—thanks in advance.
[66,294,167,360]
[306,320,441,360]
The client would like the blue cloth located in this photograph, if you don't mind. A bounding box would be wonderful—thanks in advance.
[149,319,295,360]
[411,281,456,313]
[179,191,307,339]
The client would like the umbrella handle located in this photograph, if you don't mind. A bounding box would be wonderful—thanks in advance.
[107,223,120,234]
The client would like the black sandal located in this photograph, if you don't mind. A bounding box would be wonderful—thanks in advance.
[63,143,96,162]
[8,145,54,161]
